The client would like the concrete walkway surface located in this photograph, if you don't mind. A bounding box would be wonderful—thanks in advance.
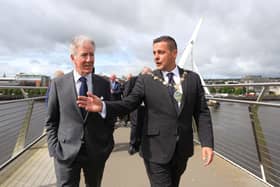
[0,127,268,187]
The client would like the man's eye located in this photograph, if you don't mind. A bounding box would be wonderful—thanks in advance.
[81,53,94,57]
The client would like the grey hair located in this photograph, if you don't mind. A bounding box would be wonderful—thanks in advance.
[69,35,95,55]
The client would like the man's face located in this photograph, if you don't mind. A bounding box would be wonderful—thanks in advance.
[153,41,177,72]
[126,74,132,80]
[71,41,94,76]
[110,74,116,81]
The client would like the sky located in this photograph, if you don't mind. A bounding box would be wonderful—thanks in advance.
[0,0,280,78]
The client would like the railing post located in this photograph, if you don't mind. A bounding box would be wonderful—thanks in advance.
[12,100,34,156]
[248,86,272,183]
[20,88,28,98]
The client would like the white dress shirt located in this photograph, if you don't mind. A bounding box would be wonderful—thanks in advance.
[73,70,106,118]
[73,70,92,96]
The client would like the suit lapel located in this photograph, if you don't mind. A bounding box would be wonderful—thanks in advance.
[91,74,100,96]
[178,68,188,115]
[65,72,85,119]
[153,69,163,80]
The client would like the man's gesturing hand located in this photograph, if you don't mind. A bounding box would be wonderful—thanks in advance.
[77,92,103,112]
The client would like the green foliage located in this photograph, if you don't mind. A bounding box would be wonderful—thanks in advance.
[14,89,22,95]
[209,87,216,94]
[218,87,230,93]
[40,88,47,95]
[0,88,6,95]
[0,88,47,97]
[234,87,246,95]
[216,86,247,95]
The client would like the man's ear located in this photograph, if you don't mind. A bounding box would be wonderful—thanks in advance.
[172,49,177,59]
[70,54,75,61]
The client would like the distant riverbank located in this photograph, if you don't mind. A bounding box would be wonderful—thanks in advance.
[1,95,280,101]
[221,95,280,101]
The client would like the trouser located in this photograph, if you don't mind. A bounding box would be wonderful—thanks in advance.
[144,149,188,187]
[54,144,106,187]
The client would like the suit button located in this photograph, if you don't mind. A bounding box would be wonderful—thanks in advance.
[80,136,85,143]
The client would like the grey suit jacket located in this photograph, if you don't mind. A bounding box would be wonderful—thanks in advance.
[106,67,213,164]
[45,72,114,165]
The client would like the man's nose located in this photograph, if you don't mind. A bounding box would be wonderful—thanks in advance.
[86,54,93,61]
[154,55,160,61]
[154,53,159,59]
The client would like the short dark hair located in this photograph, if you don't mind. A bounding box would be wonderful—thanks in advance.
[153,36,177,51]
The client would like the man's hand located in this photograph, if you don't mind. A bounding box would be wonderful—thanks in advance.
[77,92,103,112]
[201,147,214,166]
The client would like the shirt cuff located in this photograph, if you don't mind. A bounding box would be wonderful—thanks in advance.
[99,101,107,118]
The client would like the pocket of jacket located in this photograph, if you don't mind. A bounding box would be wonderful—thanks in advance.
[58,133,67,143]
[146,128,160,135]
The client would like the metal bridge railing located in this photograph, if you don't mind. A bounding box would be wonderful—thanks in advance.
[0,96,47,170]
[0,83,279,186]
[194,82,280,187]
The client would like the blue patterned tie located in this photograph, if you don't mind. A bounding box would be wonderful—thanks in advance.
[167,72,175,97]
[79,77,88,96]
[79,77,88,117]
[167,72,179,112]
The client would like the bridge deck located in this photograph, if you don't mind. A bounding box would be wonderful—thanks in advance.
[0,127,268,187]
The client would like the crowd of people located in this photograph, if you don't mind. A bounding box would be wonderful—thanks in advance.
[46,34,214,187]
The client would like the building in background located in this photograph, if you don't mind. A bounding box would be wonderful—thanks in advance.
[0,73,50,87]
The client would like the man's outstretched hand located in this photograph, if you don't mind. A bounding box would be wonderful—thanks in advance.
[77,92,103,112]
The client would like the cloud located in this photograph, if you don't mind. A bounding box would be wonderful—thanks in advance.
[0,0,279,78]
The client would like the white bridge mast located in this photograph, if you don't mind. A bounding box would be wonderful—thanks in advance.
[178,18,211,96]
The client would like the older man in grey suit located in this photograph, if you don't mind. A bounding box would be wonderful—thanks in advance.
[77,36,214,187]
[46,35,114,187]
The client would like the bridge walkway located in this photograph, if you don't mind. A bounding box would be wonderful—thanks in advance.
[0,127,268,187]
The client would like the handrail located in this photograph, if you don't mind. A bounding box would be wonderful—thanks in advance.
[0,86,48,89]
[1,82,279,89]
[0,96,46,104]
[206,97,280,108]
[205,82,280,87]
[0,133,46,170]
